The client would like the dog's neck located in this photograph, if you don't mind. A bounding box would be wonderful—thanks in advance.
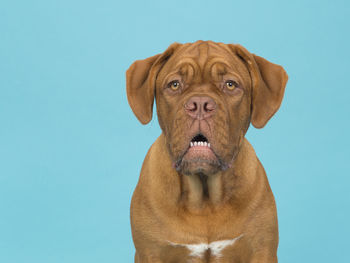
[149,134,260,213]
[182,172,223,209]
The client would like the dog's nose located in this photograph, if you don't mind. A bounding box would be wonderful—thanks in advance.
[184,96,216,119]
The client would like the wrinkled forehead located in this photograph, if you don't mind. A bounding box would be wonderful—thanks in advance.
[158,41,250,84]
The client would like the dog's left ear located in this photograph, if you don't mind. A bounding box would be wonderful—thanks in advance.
[126,43,181,124]
[229,44,288,128]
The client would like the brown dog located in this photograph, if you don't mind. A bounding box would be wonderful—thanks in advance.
[126,40,288,263]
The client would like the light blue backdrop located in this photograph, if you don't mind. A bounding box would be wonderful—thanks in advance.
[0,0,349,262]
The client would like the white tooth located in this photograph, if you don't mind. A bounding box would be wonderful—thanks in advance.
[204,142,207,147]
[208,143,211,148]
[194,142,197,146]
[200,142,203,146]
[190,142,193,147]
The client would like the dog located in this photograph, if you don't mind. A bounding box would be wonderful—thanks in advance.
[126,40,288,263]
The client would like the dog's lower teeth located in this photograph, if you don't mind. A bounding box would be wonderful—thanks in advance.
[189,141,211,147]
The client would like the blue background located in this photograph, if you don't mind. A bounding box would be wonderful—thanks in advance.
[0,0,349,262]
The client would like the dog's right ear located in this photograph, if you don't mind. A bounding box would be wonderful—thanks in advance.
[126,43,181,124]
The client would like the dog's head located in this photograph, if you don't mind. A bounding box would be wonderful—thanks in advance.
[126,41,288,176]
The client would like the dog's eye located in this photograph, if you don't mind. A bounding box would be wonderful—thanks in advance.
[168,80,181,91]
[224,80,239,90]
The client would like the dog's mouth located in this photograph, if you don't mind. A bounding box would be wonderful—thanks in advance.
[185,133,216,160]
[189,133,210,148]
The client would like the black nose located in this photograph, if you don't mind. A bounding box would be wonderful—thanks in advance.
[184,96,216,119]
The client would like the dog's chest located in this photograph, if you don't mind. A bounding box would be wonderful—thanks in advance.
[165,235,243,262]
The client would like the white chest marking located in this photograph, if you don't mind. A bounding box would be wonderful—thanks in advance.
[169,234,243,258]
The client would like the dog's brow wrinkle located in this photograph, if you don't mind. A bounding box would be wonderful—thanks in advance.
[180,64,195,83]
[175,59,200,73]
[197,42,209,69]
[204,58,228,78]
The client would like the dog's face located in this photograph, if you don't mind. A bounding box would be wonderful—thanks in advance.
[126,41,288,176]
[155,42,252,176]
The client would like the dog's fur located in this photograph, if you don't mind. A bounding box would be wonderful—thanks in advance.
[126,41,288,262]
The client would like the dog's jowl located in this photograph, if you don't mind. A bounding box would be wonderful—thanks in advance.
[126,41,288,263]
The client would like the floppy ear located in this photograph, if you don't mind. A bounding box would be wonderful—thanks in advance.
[126,43,181,124]
[230,44,288,128]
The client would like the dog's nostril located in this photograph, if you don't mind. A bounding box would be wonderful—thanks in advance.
[185,101,197,112]
[204,101,215,112]
[204,102,210,112]
[192,102,197,112]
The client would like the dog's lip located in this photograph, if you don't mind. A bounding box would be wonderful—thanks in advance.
[186,144,215,160]
[173,143,229,172]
